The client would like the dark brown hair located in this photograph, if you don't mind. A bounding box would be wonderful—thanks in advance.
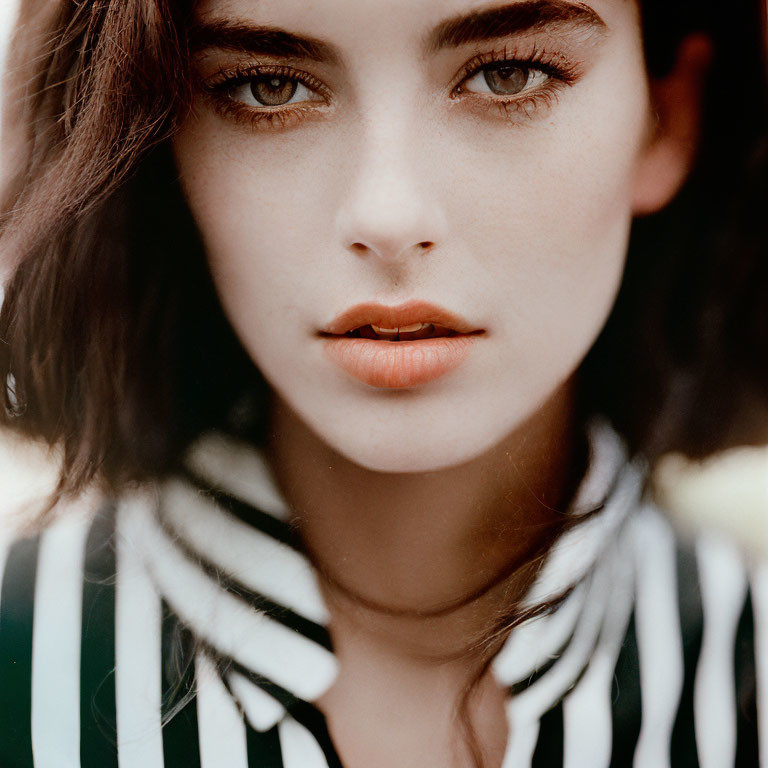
[0,0,766,500]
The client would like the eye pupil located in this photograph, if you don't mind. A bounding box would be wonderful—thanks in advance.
[250,75,298,106]
[483,65,529,95]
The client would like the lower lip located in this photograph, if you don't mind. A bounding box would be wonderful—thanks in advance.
[322,335,479,389]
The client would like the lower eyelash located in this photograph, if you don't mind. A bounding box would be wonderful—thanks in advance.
[467,80,567,122]
[206,94,318,131]
[487,87,560,118]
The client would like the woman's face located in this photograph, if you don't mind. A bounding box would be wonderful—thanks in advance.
[174,0,651,472]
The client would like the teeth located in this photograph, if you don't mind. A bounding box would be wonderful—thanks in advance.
[371,322,426,334]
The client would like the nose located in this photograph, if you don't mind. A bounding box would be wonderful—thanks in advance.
[334,117,447,264]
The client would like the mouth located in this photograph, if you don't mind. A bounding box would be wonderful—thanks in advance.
[334,322,462,342]
[320,301,484,389]
[320,300,483,339]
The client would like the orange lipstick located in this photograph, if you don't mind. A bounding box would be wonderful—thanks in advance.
[320,300,483,389]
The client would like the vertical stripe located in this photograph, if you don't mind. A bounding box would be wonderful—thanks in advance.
[195,653,249,768]
[753,563,768,768]
[562,642,620,768]
[507,562,612,717]
[670,543,703,768]
[115,509,164,768]
[279,716,330,768]
[0,536,39,768]
[693,535,748,768]
[734,589,759,766]
[246,723,283,767]
[80,509,119,768]
[563,538,634,768]
[503,556,614,768]
[531,702,564,767]
[609,613,642,768]
[31,514,90,767]
[160,606,201,768]
[501,708,540,768]
[632,511,684,768]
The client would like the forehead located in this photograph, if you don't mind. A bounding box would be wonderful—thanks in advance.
[192,0,633,53]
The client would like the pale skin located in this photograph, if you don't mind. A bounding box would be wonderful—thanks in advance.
[172,0,710,764]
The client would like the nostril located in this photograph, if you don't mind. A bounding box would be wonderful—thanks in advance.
[348,240,435,257]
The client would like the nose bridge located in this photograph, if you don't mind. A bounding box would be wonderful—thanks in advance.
[335,102,447,260]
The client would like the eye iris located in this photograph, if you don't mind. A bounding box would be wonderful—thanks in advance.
[250,76,298,106]
[483,65,530,96]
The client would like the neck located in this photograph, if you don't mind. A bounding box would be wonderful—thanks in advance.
[267,379,585,660]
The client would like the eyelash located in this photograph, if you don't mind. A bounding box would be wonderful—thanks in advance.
[202,63,332,130]
[201,45,581,131]
[451,45,580,120]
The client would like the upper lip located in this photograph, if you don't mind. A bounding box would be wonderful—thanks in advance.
[322,300,481,335]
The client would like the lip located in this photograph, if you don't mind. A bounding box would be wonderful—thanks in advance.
[320,300,484,389]
[322,300,480,336]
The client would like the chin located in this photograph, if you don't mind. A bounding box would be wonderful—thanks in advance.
[268,358,570,474]
[303,400,522,474]
[336,440,479,474]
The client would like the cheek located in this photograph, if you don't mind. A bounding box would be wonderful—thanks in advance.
[447,68,649,368]
[172,116,337,339]
[173,125,322,261]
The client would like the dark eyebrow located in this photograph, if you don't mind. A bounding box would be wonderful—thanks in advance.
[188,20,342,65]
[427,0,606,51]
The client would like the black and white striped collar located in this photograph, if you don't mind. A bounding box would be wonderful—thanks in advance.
[120,419,644,736]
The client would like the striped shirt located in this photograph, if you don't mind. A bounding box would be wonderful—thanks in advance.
[0,421,763,767]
